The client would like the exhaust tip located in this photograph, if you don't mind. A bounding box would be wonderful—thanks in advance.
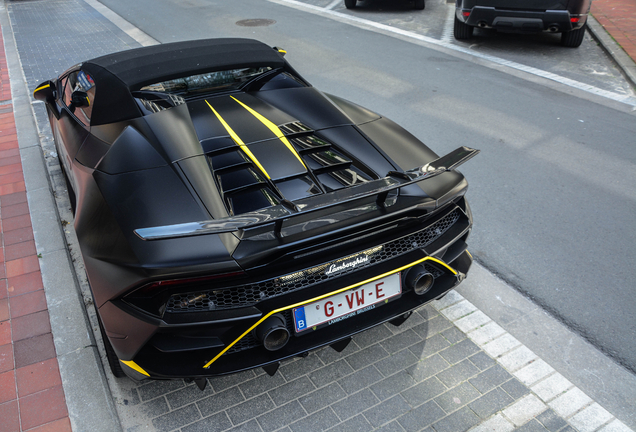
[478,21,487,28]
[255,314,290,351]
[404,265,435,296]
[548,25,559,32]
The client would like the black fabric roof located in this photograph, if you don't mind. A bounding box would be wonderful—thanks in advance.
[79,38,287,126]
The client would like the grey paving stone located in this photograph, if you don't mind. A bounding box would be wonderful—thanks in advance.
[501,378,531,400]
[535,409,568,432]
[439,339,481,365]
[409,334,451,359]
[345,343,389,370]
[210,370,256,392]
[406,354,450,382]
[370,371,417,401]
[256,400,306,431]
[338,365,384,395]
[139,396,170,417]
[436,359,480,388]
[412,314,453,339]
[299,382,347,414]
[325,414,372,432]
[267,376,316,406]
[434,381,481,413]
[353,323,393,348]
[397,400,447,432]
[380,329,422,353]
[401,377,447,408]
[151,404,201,432]
[557,426,576,432]
[227,419,263,432]
[469,387,514,419]
[138,379,186,402]
[432,406,481,432]
[331,388,380,421]
[363,395,411,428]
[239,370,287,399]
[468,351,496,371]
[441,326,467,344]
[290,407,340,432]
[166,383,215,410]
[226,394,275,425]
[515,419,550,432]
[375,348,419,377]
[198,387,245,417]
[316,342,360,365]
[377,421,408,432]
[280,352,324,382]
[309,360,354,388]
[181,412,233,432]
[469,364,513,394]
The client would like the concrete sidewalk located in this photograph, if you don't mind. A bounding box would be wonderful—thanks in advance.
[0,0,634,431]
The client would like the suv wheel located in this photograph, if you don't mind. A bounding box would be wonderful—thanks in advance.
[454,15,474,40]
[345,0,356,8]
[561,24,586,47]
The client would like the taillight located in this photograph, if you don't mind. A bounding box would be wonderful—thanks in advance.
[462,11,470,17]
[570,17,580,23]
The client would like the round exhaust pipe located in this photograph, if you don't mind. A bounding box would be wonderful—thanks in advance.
[404,265,435,296]
[255,314,290,351]
[548,25,559,32]
[478,21,488,28]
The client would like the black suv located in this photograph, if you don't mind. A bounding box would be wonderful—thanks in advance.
[454,0,592,47]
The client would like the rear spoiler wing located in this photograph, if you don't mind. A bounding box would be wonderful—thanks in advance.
[134,146,479,241]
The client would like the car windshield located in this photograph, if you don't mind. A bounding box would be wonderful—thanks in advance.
[140,67,273,96]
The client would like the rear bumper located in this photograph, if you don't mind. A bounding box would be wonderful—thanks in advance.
[456,7,588,32]
[102,200,474,380]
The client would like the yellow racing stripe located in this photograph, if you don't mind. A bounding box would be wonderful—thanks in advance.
[230,96,307,170]
[203,256,457,369]
[120,360,150,377]
[205,100,271,179]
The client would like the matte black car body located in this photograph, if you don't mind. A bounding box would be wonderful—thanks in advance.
[34,38,478,382]
[454,0,592,47]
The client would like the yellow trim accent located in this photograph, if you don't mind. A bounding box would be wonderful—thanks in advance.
[278,49,287,54]
[120,360,150,377]
[203,256,457,369]
[466,250,473,259]
[33,83,50,95]
[230,96,307,170]
[205,100,271,179]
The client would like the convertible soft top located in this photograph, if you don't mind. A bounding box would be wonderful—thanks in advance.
[79,38,288,125]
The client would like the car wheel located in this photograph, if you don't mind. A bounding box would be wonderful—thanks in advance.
[561,24,586,48]
[414,0,425,10]
[98,316,126,378]
[345,0,356,8]
[454,15,474,40]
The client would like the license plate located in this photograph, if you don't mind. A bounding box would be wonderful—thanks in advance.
[293,273,402,333]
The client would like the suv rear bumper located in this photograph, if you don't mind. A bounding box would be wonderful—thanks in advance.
[457,7,587,33]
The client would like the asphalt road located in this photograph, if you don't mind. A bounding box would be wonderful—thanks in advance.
[31,0,636,372]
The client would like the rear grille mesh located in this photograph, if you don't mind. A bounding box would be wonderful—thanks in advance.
[165,209,460,313]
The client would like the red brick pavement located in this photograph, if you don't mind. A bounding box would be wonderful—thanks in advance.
[592,0,636,62]
[0,28,72,432]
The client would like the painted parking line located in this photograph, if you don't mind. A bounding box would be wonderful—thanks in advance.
[269,0,636,108]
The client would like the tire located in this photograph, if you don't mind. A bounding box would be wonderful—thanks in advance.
[414,0,425,10]
[454,15,474,40]
[345,0,356,9]
[98,316,126,378]
[561,24,586,48]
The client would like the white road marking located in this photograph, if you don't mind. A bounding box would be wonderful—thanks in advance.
[441,0,455,43]
[326,0,342,10]
[269,0,636,107]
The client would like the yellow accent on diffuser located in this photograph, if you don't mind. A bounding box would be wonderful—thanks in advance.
[120,360,150,377]
[203,256,457,369]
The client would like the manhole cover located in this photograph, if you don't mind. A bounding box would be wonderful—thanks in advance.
[236,19,276,27]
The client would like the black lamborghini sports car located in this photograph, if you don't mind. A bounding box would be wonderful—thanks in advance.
[34,38,478,386]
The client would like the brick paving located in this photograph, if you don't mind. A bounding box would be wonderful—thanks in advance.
[0,28,72,432]
[1,0,635,431]
[592,0,636,62]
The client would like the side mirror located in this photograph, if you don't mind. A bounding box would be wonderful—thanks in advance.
[71,90,90,108]
[33,80,56,103]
